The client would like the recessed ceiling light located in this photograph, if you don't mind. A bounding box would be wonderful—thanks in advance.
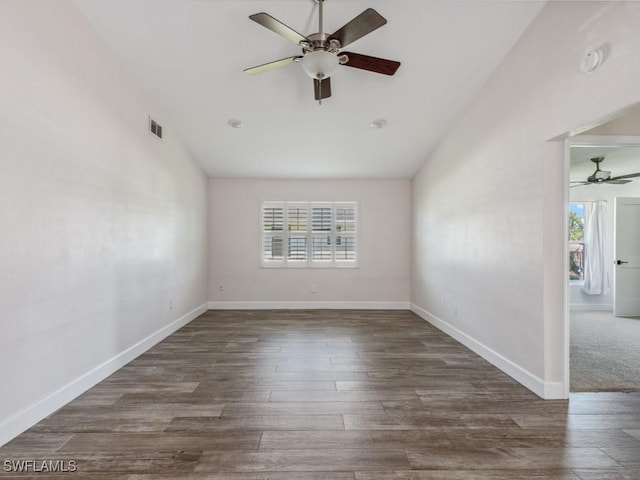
[370,119,387,129]
[228,119,244,129]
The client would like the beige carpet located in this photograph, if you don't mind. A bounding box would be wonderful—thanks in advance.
[570,310,640,392]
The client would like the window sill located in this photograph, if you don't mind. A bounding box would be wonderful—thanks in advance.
[261,263,359,269]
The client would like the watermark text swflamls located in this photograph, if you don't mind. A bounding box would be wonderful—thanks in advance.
[3,459,78,473]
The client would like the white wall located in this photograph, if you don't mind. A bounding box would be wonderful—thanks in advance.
[411,1,640,398]
[0,1,208,445]
[586,109,640,136]
[208,179,410,308]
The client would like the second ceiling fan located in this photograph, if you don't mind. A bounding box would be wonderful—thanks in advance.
[571,156,640,187]
[244,0,401,102]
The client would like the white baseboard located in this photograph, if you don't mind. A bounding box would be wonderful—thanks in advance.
[569,303,613,312]
[0,303,208,448]
[410,304,566,400]
[208,301,411,310]
[543,381,566,400]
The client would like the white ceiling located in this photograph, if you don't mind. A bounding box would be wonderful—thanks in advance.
[74,0,544,179]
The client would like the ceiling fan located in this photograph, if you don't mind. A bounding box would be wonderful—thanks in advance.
[571,156,640,187]
[243,0,401,103]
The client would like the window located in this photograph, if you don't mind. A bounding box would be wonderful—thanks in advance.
[262,202,357,267]
[569,202,585,282]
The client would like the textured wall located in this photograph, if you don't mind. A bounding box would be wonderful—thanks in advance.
[208,178,410,306]
[411,1,640,397]
[0,0,208,442]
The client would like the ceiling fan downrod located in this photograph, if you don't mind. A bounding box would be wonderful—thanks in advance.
[588,156,610,182]
[317,0,324,105]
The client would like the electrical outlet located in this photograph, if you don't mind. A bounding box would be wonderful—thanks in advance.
[218,284,224,292]
[311,284,318,294]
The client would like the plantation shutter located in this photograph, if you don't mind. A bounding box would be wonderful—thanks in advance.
[261,201,357,267]
[334,204,357,263]
[287,204,308,262]
[262,203,284,265]
[311,205,333,263]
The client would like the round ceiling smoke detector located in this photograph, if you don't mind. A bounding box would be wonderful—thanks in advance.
[370,119,387,129]
[580,49,603,73]
[227,119,244,129]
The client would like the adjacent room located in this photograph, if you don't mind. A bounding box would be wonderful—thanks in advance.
[2,0,640,477]
[569,109,640,392]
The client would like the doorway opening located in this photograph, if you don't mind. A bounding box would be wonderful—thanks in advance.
[566,115,640,392]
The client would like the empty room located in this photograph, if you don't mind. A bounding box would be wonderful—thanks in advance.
[1,1,640,478]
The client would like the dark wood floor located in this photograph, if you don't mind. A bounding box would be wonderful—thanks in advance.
[2,309,640,479]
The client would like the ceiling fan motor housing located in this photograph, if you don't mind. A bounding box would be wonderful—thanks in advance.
[588,156,610,182]
[589,171,611,182]
[301,33,341,53]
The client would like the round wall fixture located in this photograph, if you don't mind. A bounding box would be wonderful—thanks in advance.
[580,49,603,73]
[370,119,387,129]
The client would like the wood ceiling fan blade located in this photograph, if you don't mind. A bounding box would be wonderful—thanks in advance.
[314,77,332,100]
[249,13,309,45]
[244,56,302,75]
[609,172,640,180]
[329,8,386,48]
[341,52,400,76]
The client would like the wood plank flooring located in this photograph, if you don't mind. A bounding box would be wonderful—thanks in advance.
[1,309,639,479]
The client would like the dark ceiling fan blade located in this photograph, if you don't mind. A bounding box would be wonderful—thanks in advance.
[249,13,308,45]
[609,172,640,181]
[605,179,632,185]
[329,8,386,48]
[341,52,400,76]
[244,56,302,75]
[314,77,332,100]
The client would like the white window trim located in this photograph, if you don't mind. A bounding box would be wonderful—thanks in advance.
[261,201,358,269]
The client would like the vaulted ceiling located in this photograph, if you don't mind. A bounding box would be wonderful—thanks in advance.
[74,0,544,179]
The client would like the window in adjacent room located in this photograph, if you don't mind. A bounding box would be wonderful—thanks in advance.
[569,202,585,282]
[262,202,357,268]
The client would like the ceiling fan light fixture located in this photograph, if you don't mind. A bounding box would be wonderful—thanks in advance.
[301,50,339,79]
[594,170,611,180]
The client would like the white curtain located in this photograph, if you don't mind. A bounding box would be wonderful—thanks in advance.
[581,200,610,295]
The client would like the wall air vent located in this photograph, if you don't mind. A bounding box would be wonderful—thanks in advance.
[149,117,163,139]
